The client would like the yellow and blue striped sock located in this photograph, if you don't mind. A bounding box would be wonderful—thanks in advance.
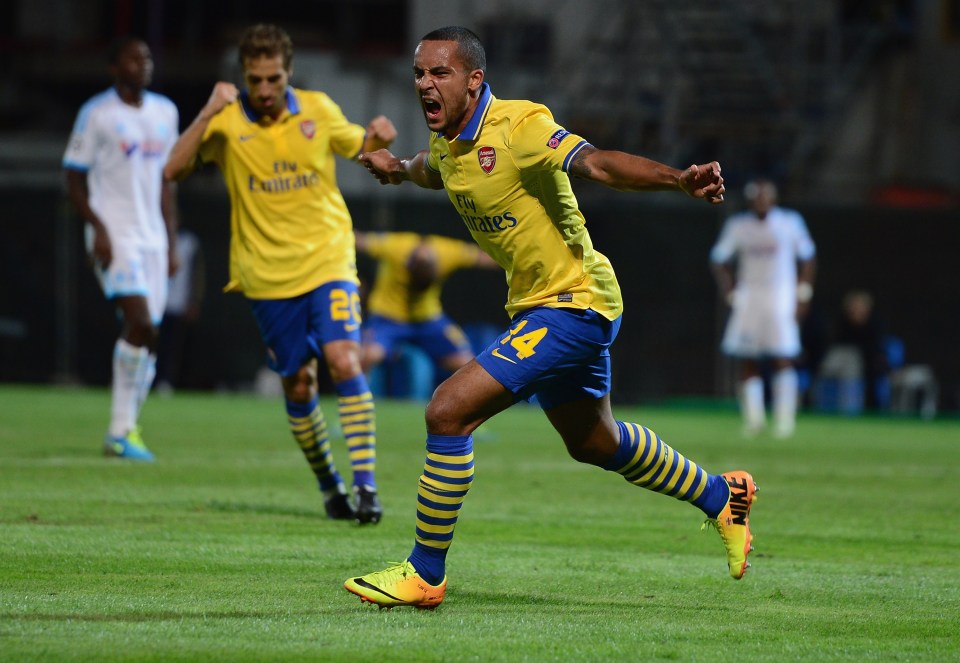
[407,433,474,585]
[604,421,729,518]
[336,375,377,489]
[286,398,343,495]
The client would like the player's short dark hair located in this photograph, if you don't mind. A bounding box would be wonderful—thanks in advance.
[420,26,486,72]
[238,23,294,70]
[106,35,145,64]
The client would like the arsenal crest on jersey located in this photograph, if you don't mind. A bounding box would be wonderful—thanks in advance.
[478,146,496,174]
[300,120,316,139]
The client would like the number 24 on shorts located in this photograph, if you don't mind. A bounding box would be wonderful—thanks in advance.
[501,320,547,359]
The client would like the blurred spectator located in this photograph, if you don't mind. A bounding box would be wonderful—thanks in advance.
[832,289,892,411]
[155,228,205,394]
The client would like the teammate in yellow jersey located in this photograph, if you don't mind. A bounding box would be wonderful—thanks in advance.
[355,231,499,379]
[344,26,757,608]
[164,24,396,524]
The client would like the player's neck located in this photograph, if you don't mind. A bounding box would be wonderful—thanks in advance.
[261,101,288,123]
[115,85,145,108]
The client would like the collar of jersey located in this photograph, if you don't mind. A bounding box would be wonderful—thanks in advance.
[240,87,300,122]
[443,82,493,142]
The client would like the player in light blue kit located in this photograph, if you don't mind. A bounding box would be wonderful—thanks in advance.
[64,37,179,461]
[711,179,817,438]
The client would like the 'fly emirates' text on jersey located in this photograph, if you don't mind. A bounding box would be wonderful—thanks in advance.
[199,87,365,299]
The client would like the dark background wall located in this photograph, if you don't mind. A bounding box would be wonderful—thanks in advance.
[1,1,958,415]
[4,186,957,410]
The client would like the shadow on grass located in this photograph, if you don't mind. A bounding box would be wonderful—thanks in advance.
[200,500,324,519]
[1,610,282,623]
[451,588,660,610]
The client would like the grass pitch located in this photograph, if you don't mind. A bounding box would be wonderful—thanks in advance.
[1,384,958,662]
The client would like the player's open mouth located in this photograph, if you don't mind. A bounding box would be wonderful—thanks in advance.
[422,98,441,119]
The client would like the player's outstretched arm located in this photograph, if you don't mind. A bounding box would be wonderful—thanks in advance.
[359,149,444,190]
[354,231,372,254]
[163,82,238,182]
[569,146,725,204]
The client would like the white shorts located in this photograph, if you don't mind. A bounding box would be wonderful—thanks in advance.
[87,229,168,324]
[721,290,800,359]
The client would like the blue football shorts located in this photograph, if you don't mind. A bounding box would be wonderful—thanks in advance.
[476,307,622,410]
[362,313,472,362]
[249,280,362,377]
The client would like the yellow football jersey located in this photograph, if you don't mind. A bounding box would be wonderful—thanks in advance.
[363,232,485,322]
[199,87,365,298]
[425,84,623,321]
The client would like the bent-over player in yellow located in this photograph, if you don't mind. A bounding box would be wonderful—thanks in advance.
[356,231,499,379]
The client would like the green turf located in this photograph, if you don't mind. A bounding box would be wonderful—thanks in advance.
[1,384,958,662]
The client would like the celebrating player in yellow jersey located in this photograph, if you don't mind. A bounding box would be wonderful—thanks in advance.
[344,26,757,608]
[164,24,396,524]
[355,231,499,378]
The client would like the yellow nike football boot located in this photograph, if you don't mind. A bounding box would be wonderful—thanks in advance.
[344,559,446,609]
[703,470,758,579]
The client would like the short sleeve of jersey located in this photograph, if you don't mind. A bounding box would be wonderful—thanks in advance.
[363,232,390,259]
[161,97,180,160]
[508,110,590,173]
[426,138,442,172]
[319,94,366,159]
[710,218,740,263]
[791,212,816,260]
[439,236,481,270]
[198,110,228,167]
[63,101,99,171]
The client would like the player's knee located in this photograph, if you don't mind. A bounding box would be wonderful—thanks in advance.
[564,442,597,465]
[440,351,473,374]
[124,319,158,348]
[361,344,385,373]
[324,343,363,382]
[563,435,615,467]
[424,393,468,436]
[282,369,316,403]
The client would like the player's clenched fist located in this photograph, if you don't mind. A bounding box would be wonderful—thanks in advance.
[680,161,725,204]
[201,82,239,120]
[366,115,398,146]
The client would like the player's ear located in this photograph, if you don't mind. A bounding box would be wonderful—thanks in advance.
[467,69,484,93]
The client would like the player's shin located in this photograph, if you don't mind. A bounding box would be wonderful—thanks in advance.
[407,433,474,585]
[110,339,150,437]
[604,421,729,518]
[286,398,345,496]
[335,375,377,489]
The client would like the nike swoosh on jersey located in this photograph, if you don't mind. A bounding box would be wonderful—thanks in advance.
[345,323,360,332]
[239,134,255,142]
[491,348,516,364]
[439,154,447,160]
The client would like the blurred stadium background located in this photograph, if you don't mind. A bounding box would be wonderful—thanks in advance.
[2,0,958,412]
